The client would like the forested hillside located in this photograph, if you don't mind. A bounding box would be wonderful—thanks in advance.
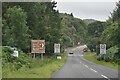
[60,13,87,47]
[83,19,97,25]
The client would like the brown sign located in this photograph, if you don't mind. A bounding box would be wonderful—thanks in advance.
[31,40,45,53]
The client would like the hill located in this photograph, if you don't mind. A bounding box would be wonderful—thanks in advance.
[60,13,87,47]
[83,19,97,25]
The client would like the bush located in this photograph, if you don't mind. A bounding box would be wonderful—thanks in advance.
[96,54,104,61]
[2,46,13,65]
[104,53,110,62]
[106,46,119,62]
[96,46,119,63]
[13,62,22,70]
[2,46,33,71]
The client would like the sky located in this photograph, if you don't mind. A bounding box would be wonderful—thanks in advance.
[54,0,118,21]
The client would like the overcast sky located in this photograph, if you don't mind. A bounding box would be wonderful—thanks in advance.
[55,1,118,21]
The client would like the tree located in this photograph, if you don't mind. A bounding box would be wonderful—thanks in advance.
[44,2,62,55]
[87,21,106,37]
[100,1,120,62]
[85,21,106,52]
[2,6,30,51]
[111,1,120,48]
[111,1,120,22]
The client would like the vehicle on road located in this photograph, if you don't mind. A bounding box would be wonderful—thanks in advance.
[69,52,74,54]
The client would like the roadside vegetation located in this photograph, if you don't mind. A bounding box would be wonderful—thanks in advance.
[2,46,67,78]
[84,53,118,70]
[84,1,120,67]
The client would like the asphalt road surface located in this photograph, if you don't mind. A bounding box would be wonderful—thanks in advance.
[51,45,118,80]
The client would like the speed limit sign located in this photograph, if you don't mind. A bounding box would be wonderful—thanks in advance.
[100,44,106,54]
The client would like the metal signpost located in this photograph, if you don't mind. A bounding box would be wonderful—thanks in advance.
[31,40,45,60]
[54,43,61,59]
[100,44,106,54]
[54,43,60,53]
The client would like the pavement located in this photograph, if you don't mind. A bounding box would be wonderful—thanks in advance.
[51,45,118,80]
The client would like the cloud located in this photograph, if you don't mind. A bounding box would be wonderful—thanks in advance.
[55,2,117,21]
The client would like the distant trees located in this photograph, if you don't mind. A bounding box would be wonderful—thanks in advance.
[85,21,106,53]
[87,21,106,37]
[60,13,87,47]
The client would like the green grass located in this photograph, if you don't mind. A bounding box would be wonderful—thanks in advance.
[0,46,2,78]
[3,53,67,78]
[84,53,118,70]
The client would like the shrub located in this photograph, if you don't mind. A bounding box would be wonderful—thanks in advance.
[106,46,119,62]
[2,46,13,65]
[2,46,33,71]
[96,46,119,63]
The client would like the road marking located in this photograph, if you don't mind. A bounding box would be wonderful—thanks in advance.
[90,68,97,73]
[84,65,89,68]
[101,75,110,80]
[79,59,110,80]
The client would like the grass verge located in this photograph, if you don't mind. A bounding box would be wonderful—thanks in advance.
[3,53,67,78]
[84,53,118,70]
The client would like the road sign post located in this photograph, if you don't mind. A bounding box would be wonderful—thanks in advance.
[54,43,61,59]
[100,44,106,54]
[31,40,45,60]
[54,43,60,53]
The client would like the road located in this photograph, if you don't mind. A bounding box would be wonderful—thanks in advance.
[51,45,118,80]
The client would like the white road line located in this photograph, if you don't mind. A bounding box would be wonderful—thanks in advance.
[90,68,97,73]
[80,62,110,80]
[101,75,110,80]
[84,65,89,68]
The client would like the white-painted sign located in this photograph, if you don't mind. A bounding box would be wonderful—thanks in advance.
[12,50,18,57]
[100,44,106,54]
[57,56,61,60]
[54,43,60,53]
